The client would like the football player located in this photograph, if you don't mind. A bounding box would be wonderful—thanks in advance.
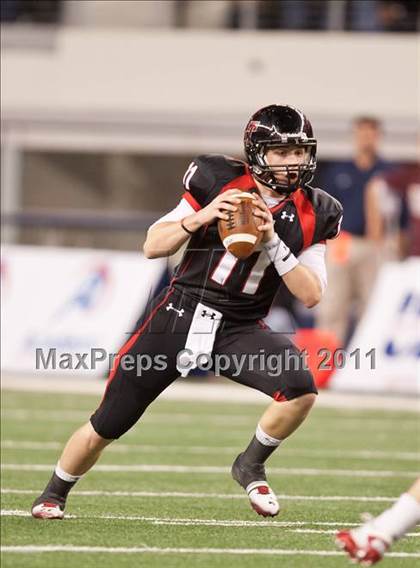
[336,478,420,565]
[31,104,343,520]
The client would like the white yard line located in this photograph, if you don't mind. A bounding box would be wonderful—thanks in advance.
[2,463,417,478]
[2,374,419,412]
[2,440,419,461]
[2,509,419,538]
[0,509,404,530]
[0,409,252,426]
[2,408,419,430]
[289,529,419,537]
[0,488,399,502]
[0,508,360,526]
[1,544,419,559]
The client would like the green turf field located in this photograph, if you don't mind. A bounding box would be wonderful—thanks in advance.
[1,389,419,567]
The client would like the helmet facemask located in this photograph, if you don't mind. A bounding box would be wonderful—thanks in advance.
[251,139,317,195]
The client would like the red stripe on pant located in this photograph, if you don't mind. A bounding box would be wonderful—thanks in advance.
[273,390,288,402]
[102,288,175,397]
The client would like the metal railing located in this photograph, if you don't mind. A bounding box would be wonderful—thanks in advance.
[1,208,162,232]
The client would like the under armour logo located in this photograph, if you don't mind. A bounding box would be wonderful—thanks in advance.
[281,211,295,223]
[166,303,184,318]
[201,310,216,320]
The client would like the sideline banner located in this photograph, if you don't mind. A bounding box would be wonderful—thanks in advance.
[330,258,420,394]
[1,245,166,376]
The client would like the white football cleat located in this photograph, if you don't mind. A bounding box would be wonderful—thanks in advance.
[246,481,280,517]
[231,453,280,517]
[31,501,65,520]
[336,518,391,565]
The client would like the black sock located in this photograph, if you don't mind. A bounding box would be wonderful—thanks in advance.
[39,472,78,504]
[241,435,279,465]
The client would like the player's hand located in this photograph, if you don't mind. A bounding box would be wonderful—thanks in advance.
[252,195,275,242]
[193,190,243,226]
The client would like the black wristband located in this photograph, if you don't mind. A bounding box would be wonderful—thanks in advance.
[180,219,195,235]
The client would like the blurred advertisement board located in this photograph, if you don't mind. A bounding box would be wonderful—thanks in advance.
[1,245,166,376]
[331,258,420,394]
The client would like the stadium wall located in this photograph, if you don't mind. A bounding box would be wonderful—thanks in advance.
[1,29,418,159]
[2,29,417,118]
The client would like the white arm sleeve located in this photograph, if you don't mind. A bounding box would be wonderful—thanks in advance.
[297,243,327,294]
[149,198,196,229]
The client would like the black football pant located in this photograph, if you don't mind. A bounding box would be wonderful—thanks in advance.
[90,287,317,439]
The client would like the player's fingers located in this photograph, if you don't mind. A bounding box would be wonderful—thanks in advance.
[253,209,268,218]
[218,203,238,212]
[223,189,242,195]
[257,216,272,225]
[252,192,266,203]
[216,211,230,221]
[220,195,242,204]
[252,198,270,213]
[253,213,267,222]
[218,191,243,202]
[251,200,264,210]
[253,210,272,222]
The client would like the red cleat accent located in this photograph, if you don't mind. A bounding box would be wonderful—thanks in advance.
[336,530,360,560]
[246,482,280,517]
[336,530,388,565]
[231,454,280,517]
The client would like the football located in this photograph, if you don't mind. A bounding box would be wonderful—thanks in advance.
[218,191,262,259]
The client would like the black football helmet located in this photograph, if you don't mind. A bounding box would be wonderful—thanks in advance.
[244,104,317,194]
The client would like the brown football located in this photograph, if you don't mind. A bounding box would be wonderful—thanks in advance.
[218,191,262,259]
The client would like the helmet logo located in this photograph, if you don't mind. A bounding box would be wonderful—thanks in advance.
[246,120,260,135]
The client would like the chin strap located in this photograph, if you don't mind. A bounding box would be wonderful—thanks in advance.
[250,161,313,194]
[254,171,298,196]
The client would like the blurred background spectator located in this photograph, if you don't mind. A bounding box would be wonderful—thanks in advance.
[1,0,419,31]
[366,161,420,257]
[0,0,62,23]
[315,117,400,345]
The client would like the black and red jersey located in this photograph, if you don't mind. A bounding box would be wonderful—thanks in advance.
[172,154,343,322]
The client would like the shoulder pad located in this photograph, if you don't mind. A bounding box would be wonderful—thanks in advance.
[306,186,343,242]
[182,154,247,208]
